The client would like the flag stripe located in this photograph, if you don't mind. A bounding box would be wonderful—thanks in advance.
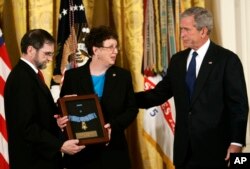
[0,58,11,82]
[159,101,175,134]
[0,77,4,96]
[0,45,12,70]
[0,106,8,140]
[0,132,9,162]
[0,28,11,169]
[0,153,9,169]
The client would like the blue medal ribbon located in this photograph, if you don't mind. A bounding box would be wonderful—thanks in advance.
[69,113,97,123]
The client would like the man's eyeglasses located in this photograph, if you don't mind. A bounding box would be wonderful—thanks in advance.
[100,46,120,52]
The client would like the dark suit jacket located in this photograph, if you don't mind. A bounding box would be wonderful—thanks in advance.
[4,60,64,169]
[60,60,138,169]
[136,41,249,168]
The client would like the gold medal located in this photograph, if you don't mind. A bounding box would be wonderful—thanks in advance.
[82,122,88,130]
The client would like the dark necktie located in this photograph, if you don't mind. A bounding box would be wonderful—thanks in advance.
[37,70,45,83]
[186,51,198,98]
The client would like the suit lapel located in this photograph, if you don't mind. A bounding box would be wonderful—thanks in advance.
[180,50,191,100]
[37,77,52,96]
[76,64,117,98]
[78,64,95,94]
[191,42,217,104]
[102,67,117,100]
[19,60,53,99]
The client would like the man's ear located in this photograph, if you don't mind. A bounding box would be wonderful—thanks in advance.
[27,46,36,56]
[201,27,208,37]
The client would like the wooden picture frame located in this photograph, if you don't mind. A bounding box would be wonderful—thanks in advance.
[58,94,109,145]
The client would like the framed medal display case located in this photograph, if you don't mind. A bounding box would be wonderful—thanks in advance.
[58,94,109,145]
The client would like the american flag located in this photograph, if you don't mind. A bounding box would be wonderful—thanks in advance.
[0,28,11,169]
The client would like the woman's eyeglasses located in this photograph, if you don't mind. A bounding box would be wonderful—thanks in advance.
[100,46,120,52]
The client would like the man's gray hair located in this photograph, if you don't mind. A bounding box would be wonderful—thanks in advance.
[181,7,213,35]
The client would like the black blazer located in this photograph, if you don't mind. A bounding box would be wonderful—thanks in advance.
[4,60,64,169]
[136,41,249,167]
[60,60,138,169]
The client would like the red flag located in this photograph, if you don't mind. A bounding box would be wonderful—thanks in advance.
[0,28,11,169]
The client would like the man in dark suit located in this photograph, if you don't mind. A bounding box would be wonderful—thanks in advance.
[135,7,249,169]
[4,29,85,169]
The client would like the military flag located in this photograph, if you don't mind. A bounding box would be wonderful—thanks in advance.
[52,0,89,84]
[51,0,89,101]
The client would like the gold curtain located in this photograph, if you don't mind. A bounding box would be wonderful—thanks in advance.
[111,1,146,168]
[0,0,204,168]
[181,0,205,10]
[2,0,58,86]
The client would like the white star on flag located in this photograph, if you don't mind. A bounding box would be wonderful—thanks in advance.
[74,5,78,11]
[62,9,67,16]
[79,4,84,11]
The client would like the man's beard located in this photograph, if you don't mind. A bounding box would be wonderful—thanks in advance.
[35,59,47,69]
[37,62,47,69]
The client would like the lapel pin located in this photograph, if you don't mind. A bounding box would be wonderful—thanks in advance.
[208,61,213,64]
[113,73,116,77]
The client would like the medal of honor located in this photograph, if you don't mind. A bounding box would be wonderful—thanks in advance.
[82,122,88,130]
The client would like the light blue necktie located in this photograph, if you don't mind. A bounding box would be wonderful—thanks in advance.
[186,51,198,98]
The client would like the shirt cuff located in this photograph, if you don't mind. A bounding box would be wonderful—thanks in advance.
[231,142,243,147]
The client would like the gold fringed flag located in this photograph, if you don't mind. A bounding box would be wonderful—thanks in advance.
[167,0,177,58]
[143,75,176,169]
[51,0,90,102]
[142,1,180,168]
[143,0,157,76]
[143,0,178,75]
[52,0,89,85]
[159,0,168,72]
